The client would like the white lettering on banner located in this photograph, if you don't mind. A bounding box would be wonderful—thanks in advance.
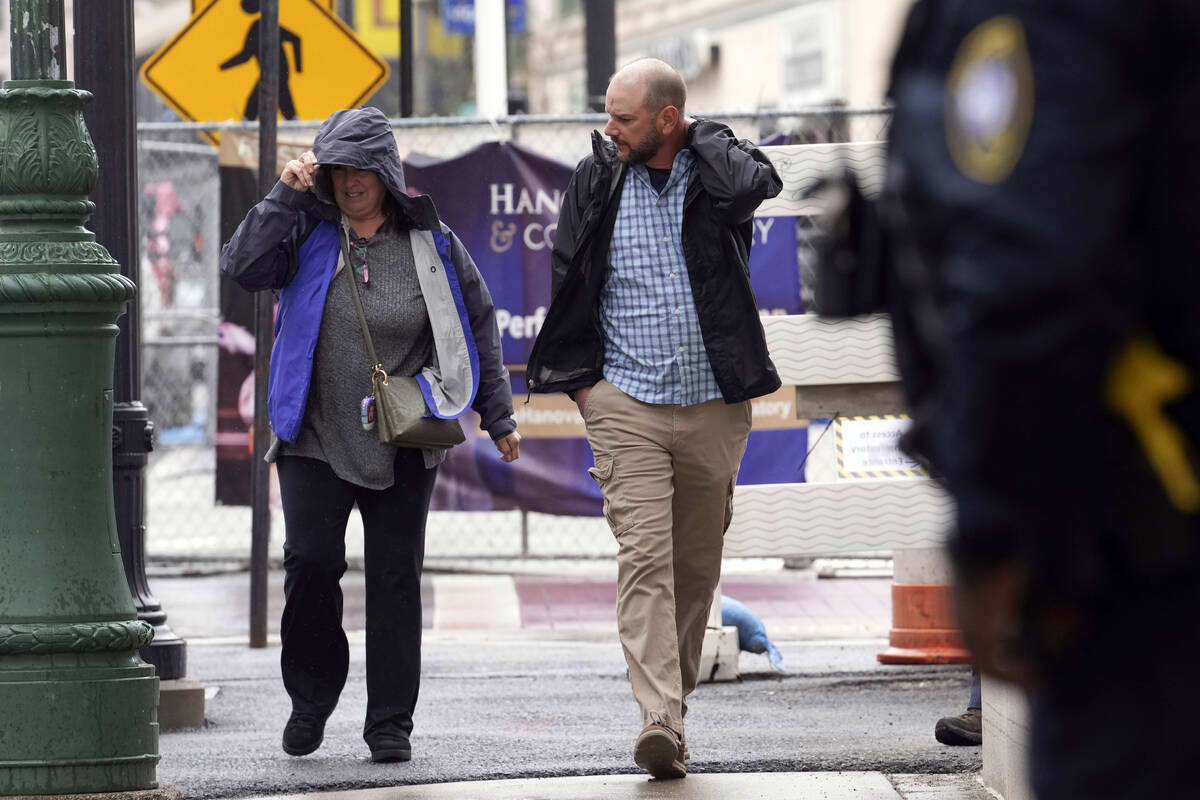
[491,221,558,253]
[513,406,584,426]
[522,221,558,251]
[514,386,802,437]
[753,217,775,244]
[751,399,793,420]
[489,183,513,215]
[491,220,517,252]
[489,183,563,216]
[494,306,547,340]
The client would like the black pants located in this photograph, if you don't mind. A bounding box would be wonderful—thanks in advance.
[276,451,437,745]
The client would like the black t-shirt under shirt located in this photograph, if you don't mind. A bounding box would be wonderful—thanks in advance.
[646,166,672,193]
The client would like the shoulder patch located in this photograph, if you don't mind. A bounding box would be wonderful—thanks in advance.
[945,15,1034,184]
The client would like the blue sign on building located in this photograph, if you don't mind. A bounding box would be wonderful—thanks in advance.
[506,0,526,34]
[439,0,526,35]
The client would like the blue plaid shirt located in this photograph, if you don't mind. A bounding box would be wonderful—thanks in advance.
[600,150,723,406]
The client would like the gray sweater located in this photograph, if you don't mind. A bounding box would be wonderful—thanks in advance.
[280,223,443,486]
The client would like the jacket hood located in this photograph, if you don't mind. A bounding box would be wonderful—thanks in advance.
[311,106,404,198]
[311,106,441,230]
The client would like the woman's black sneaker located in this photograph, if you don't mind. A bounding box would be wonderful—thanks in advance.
[369,735,412,763]
[282,712,326,756]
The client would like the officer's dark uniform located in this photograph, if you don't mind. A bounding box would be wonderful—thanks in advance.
[884,1,1200,796]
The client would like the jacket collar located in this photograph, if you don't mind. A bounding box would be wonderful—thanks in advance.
[590,129,698,205]
[590,130,619,168]
[396,191,441,232]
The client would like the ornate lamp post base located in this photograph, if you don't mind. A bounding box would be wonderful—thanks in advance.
[0,626,158,793]
[0,3,160,793]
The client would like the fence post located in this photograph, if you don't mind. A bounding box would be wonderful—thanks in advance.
[249,0,280,650]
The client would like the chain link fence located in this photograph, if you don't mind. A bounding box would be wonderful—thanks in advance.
[137,107,891,564]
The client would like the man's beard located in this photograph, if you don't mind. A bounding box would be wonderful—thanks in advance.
[617,126,664,165]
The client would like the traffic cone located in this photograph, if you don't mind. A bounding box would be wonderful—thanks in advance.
[877,547,970,664]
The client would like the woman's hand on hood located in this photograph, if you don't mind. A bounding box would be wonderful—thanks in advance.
[282,151,320,192]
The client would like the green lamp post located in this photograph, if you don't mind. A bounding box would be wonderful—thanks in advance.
[0,1,159,793]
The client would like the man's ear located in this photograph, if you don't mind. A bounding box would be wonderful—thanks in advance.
[658,105,681,134]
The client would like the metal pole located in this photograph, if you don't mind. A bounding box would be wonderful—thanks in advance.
[399,0,413,116]
[74,0,188,682]
[473,0,507,118]
[250,0,281,650]
[583,0,615,112]
[0,0,157,791]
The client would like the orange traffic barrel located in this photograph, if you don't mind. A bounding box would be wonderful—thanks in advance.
[878,548,970,665]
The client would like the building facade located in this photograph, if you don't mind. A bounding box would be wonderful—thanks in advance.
[525,0,910,114]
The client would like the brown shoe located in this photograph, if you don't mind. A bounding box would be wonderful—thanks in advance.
[934,707,982,746]
[634,724,686,779]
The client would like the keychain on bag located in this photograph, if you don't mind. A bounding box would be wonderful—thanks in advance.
[361,395,376,430]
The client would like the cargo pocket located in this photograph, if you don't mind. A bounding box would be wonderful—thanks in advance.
[587,455,635,538]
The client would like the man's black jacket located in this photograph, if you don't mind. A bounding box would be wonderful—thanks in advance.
[526,120,783,403]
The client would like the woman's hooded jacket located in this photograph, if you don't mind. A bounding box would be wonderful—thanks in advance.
[220,107,515,445]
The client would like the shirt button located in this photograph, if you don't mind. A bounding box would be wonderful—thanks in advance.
[678,346,685,352]
[662,237,668,243]
[673,308,681,314]
[669,272,676,278]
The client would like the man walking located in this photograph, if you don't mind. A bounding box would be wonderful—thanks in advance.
[527,58,782,779]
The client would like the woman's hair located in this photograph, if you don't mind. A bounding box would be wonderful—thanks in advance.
[381,192,411,230]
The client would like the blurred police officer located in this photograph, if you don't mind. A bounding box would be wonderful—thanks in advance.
[883,1,1200,796]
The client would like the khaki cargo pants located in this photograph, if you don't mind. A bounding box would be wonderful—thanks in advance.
[582,379,753,736]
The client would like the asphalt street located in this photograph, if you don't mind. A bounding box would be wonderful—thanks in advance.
[149,568,986,799]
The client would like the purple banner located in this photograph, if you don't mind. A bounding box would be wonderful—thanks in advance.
[404,142,569,365]
[749,217,802,315]
[431,419,807,516]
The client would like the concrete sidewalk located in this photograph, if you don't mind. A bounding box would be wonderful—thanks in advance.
[265,772,988,799]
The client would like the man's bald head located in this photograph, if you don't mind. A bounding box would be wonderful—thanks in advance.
[610,58,687,114]
[603,58,693,167]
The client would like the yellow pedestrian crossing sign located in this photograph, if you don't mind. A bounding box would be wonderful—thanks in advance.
[192,0,333,10]
[141,0,389,138]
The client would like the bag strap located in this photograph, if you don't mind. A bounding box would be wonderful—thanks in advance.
[338,222,388,385]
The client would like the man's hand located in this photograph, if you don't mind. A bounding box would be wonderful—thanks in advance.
[574,385,593,415]
[494,431,521,462]
[952,564,1038,690]
[281,150,319,191]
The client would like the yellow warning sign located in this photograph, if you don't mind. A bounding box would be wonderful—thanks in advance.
[835,415,927,480]
[192,0,333,10]
[142,0,389,137]
[353,0,401,58]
